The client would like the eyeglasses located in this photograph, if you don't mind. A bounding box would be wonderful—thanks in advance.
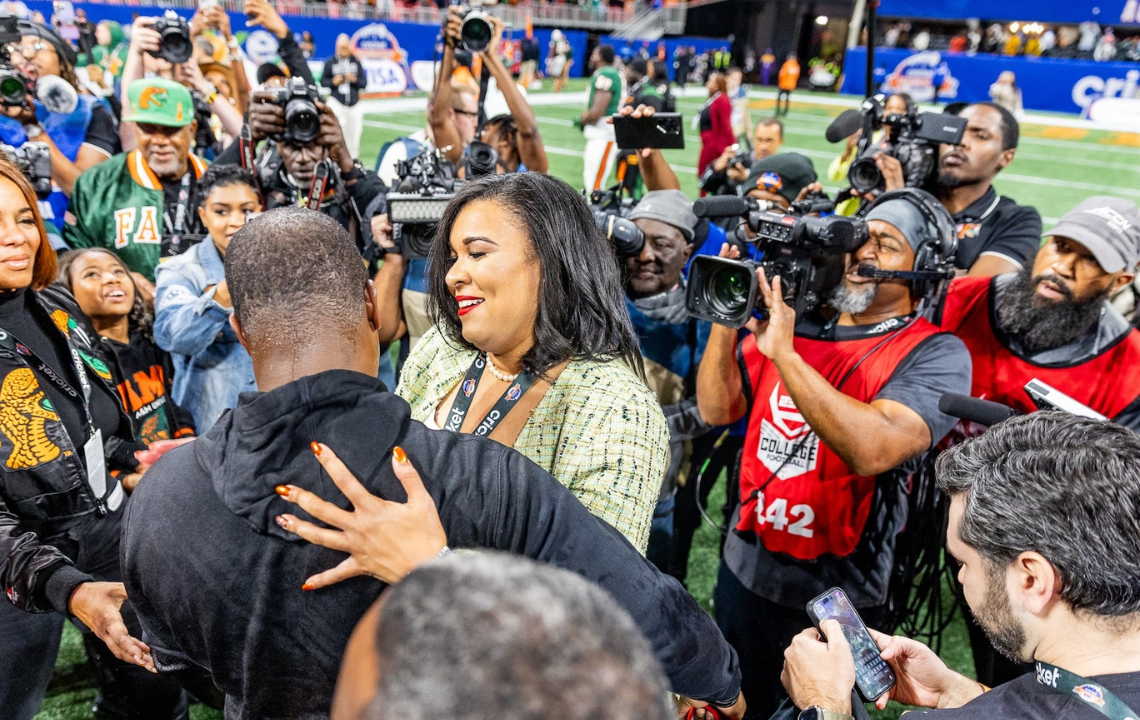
[7,41,53,58]
[452,108,479,119]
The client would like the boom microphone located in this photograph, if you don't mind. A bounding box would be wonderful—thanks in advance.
[825,109,864,143]
[938,393,1021,427]
[694,195,749,218]
[36,75,78,115]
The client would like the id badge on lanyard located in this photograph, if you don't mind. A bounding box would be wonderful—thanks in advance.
[82,428,122,511]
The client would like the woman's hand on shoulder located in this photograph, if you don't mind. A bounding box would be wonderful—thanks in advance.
[275,443,448,588]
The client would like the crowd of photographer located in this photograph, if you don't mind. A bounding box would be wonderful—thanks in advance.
[1,2,1140,720]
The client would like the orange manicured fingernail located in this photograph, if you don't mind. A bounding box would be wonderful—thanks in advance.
[393,446,408,464]
[275,485,290,497]
[311,441,322,456]
[302,582,315,591]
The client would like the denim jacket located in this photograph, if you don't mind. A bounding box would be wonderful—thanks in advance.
[153,238,255,433]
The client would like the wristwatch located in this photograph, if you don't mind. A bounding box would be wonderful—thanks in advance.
[798,708,854,720]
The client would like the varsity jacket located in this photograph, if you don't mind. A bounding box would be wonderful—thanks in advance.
[63,150,210,281]
[0,288,140,614]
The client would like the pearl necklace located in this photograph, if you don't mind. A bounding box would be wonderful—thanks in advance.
[486,357,520,383]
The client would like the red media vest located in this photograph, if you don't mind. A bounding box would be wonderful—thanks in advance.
[941,276,1140,424]
[737,317,943,560]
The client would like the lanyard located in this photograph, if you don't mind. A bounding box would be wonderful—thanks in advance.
[444,355,539,437]
[162,171,193,256]
[0,323,95,435]
[1035,662,1140,720]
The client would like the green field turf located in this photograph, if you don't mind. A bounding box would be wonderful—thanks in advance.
[36,78,1136,719]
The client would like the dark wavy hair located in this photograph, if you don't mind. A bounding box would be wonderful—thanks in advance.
[56,248,153,343]
[427,173,644,380]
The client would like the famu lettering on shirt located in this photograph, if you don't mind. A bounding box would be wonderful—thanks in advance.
[114,206,161,248]
[116,364,172,443]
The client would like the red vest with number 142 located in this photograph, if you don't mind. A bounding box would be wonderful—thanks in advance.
[737,317,943,560]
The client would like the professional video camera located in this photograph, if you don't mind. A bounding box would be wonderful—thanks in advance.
[0,16,29,108]
[386,146,459,258]
[265,77,322,146]
[588,185,643,258]
[455,5,495,53]
[2,142,52,199]
[826,95,967,195]
[149,10,193,65]
[686,193,866,328]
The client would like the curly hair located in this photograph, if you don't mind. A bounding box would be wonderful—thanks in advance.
[55,248,154,343]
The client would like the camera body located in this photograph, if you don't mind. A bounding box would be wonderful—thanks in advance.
[386,146,460,259]
[0,16,29,108]
[456,7,494,53]
[265,78,322,146]
[588,187,643,258]
[149,11,193,65]
[2,142,52,199]
[687,196,867,328]
[847,97,967,195]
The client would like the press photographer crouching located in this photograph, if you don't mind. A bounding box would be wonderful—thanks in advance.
[695,188,972,717]
[781,413,1140,720]
[0,18,121,243]
[214,78,385,259]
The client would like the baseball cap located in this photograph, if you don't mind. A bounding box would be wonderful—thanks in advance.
[256,62,289,86]
[1046,196,1140,273]
[744,153,816,205]
[629,190,697,242]
[123,78,194,127]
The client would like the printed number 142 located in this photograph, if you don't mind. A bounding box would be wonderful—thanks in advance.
[756,495,815,537]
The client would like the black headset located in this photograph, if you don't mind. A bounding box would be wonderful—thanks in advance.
[855,187,958,321]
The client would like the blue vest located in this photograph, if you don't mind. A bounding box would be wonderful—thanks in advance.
[0,95,99,227]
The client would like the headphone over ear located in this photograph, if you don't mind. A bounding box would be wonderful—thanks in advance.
[860,187,958,321]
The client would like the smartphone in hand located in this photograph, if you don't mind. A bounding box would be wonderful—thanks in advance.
[806,587,896,702]
[612,112,685,149]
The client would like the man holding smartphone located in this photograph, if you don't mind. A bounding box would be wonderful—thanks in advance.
[781,413,1140,720]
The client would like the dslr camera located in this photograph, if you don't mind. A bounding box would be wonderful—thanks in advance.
[588,186,643,258]
[687,194,867,328]
[265,78,322,146]
[0,16,29,107]
[385,141,500,258]
[149,10,193,65]
[2,142,52,199]
[846,96,967,194]
[455,6,494,53]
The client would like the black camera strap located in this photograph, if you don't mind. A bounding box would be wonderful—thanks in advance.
[162,170,193,255]
[238,124,265,208]
[1035,662,1140,720]
[444,354,539,437]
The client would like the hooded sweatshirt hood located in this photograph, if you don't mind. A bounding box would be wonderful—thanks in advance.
[194,369,405,540]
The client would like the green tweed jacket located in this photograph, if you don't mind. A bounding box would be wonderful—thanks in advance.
[396,326,668,553]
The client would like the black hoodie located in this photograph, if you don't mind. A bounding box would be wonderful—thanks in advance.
[121,370,741,719]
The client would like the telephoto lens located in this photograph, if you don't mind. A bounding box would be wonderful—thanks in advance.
[285,99,320,144]
[151,11,193,65]
[686,256,760,328]
[460,10,494,53]
[0,68,26,106]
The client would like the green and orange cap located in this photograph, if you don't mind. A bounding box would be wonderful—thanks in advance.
[123,78,194,127]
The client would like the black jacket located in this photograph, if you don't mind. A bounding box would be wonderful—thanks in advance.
[122,370,741,719]
[0,287,140,614]
[320,54,367,106]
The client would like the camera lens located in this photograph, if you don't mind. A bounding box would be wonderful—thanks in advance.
[160,30,193,65]
[0,72,25,105]
[708,265,752,317]
[461,14,493,53]
[848,158,882,194]
[286,101,320,144]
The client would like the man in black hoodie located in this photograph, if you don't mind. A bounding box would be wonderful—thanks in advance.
[120,207,743,719]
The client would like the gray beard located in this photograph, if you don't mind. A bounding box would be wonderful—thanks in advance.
[828,281,878,315]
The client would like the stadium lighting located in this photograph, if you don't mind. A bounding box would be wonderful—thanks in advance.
[816,15,828,24]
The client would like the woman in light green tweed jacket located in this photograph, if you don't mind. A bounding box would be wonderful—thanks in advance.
[395,173,668,553]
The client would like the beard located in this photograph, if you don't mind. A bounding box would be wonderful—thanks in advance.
[828,279,878,315]
[974,563,1029,663]
[936,172,965,189]
[996,266,1109,354]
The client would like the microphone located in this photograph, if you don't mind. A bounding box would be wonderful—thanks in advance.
[938,394,1021,427]
[694,195,749,219]
[856,265,954,282]
[825,109,864,143]
[36,75,78,115]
